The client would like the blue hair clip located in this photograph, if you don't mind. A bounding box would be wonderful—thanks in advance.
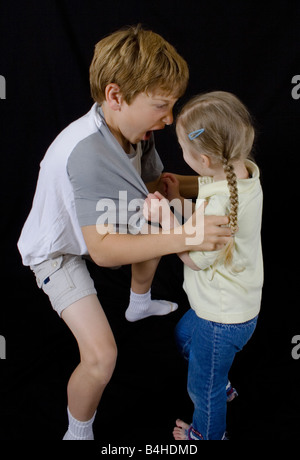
[188,129,205,140]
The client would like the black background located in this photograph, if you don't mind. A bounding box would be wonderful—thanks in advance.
[1,0,300,441]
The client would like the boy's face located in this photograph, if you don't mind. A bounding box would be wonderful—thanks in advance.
[119,91,178,145]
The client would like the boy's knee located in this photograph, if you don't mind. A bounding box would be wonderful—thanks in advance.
[82,341,118,384]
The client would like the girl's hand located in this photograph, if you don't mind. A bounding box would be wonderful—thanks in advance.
[143,193,161,223]
[161,173,181,201]
[143,191,171,225]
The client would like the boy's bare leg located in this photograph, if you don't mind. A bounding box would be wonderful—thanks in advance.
[61,294,117,439]
[125,258,178,322]
[131,257,161,294]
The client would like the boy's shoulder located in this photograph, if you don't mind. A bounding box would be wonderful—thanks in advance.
[50,105,98,153]
[40,105,99,169]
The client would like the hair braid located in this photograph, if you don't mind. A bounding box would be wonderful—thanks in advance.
[222,158,239,234]
[210,157,244,276]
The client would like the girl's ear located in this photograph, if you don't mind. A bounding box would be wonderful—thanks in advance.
[105,83,123,111]
[199,154,211,168]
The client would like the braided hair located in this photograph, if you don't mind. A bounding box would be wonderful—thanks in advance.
[176,91,255,273]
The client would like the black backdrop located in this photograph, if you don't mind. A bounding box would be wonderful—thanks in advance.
[1,0,300,442]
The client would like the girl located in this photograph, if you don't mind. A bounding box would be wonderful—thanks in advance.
[144,91,263,440]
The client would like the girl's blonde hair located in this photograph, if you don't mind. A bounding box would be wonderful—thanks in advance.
[176,91,255,273]
[90,24,189,105]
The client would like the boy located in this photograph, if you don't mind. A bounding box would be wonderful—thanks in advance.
[17,25,231,440]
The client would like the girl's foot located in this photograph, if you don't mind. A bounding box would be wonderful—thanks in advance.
[173,418,228,441]
[226,381,238,402]
[173,419,190,440]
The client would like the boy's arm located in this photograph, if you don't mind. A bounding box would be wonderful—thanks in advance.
[81,210,231,268]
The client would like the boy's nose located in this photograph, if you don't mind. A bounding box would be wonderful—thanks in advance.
[162,111,173,126]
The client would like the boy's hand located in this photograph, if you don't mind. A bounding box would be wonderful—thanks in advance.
[183,203,231,250]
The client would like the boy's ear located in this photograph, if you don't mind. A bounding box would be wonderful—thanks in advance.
[105,83,123,111]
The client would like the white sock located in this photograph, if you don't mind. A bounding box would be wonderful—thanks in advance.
[63,407,96,440]
[125,289,178,322]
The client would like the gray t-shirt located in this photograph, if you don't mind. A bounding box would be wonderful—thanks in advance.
[18,104,164,265]
[67,106,164,233]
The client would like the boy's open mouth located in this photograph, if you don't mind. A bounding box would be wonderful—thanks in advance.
[143,130,152,141]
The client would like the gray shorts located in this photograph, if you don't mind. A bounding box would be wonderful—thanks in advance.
[30,255,97,317]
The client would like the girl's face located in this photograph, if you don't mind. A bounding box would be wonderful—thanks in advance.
[178,134,207,176]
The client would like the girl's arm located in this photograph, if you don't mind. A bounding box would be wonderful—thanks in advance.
[146,173,198,200]
[143,192,202,271]
[162,172,198,199]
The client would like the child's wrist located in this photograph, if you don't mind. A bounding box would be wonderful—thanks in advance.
[160,211,179,231]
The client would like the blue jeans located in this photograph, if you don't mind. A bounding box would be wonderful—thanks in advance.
[175,310,258,440]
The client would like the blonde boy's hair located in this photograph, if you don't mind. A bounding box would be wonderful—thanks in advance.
[176,91,255,273]
[89,24,189,104]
